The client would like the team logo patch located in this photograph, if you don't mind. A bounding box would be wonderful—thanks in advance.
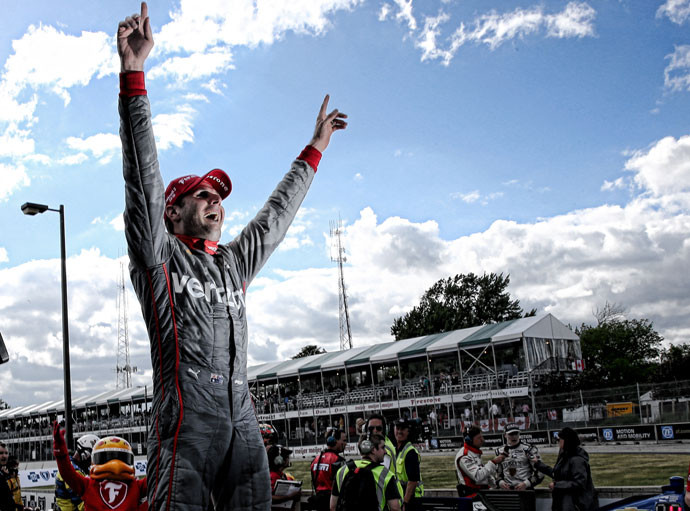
[210,373,224,384]
[99,480,128,509]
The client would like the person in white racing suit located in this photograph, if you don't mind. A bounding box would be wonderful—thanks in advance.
[494,423,543,490]
[455,426,507,499]
[116,3,347,510]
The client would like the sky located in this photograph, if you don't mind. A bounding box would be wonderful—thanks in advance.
[1,0,689,407]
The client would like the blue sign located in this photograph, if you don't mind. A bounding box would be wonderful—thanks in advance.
[602,428,614,441]
[661,426,674,439]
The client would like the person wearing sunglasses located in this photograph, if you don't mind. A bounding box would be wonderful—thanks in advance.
[364,414,396,475]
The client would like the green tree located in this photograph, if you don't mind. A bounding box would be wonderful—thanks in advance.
[577,318,663,388]
[654,343,690,382]
[391,273,535,341]
[292,345,326,359]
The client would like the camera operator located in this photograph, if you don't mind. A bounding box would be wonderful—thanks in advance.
[495,423,543,491]
[455,426,507,499]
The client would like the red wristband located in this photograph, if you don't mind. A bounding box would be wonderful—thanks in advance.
[119,72,147,97]
[298,145,322,173]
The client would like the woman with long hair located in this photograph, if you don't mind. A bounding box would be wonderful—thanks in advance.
[532,427,598,511]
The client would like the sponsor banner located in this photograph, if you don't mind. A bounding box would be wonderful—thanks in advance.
[429,436,464,450]
[481,434,504,448]
[600,425,655,442]
[571,427,599,443]
[332,406,347,414]
[298,409,312,417]
[454,387,530,402]
[314,408,329,416]
[606,402,635,417]
[20,459,148,489]
[289,443,359,459]
[657,423,690,441]
[518,431,550,445]
[366,402,382,410]
[381,402,397,410]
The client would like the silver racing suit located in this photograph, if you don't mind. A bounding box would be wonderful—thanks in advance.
[119,72,318,511]
[494,442,543,489]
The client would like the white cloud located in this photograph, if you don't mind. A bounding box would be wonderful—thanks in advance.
[155,0,364,55]
[0,163,30,202]
[379,4,393,21]
[624,134,690,196]
[0,250,151,406]
[0,127,35,158]
[152,105,196,151]
[2,24,117,106]
[664,45,690,93]
[278,207,316,252]
[184,93,210,103]
[0,248,8,263]
[408,2,596,66]
[657,0,690,24]
[58,153,88,166]
[65,133,121,164]
[354,173,363,181]
[601,176,627,191]
[452,190,480,203]
[110,213,124,232]
[390,0,417,32]
[149,47,235,82]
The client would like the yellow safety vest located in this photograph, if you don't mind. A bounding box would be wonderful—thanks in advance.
[383,437,397,476]
[395,442,424,497]
[335,459,403,511]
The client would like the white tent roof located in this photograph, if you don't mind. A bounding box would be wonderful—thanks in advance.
[491,314,578,343]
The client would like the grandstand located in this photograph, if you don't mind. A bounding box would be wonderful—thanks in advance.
[0,314,580,462]
[250,314,581,445]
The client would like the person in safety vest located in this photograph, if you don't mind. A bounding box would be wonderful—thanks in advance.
[393,419,423,510]
[53,422,147,511]
[309,429,346,511]
[331,434,402,511]
[365,414,396,475]
[55,431,99,511]
[455,425,507,499]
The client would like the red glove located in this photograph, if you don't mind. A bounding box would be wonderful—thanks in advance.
[53,421,69,458]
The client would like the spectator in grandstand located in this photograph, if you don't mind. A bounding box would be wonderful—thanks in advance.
[53,423,147,511]
[309,429,346,511]
[455,425,508,499]
[268,445,300,509]
[494,423,543,491]
[330,434,402,511]
[394,418,424,507]
[54,432,99,511]
[365,414,396,473]
[532,427,598,511]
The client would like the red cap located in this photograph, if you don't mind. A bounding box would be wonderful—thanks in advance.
[165,169,232,208]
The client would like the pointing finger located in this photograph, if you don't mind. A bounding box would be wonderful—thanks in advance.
[141,1,149,20]
[318,95,330,120]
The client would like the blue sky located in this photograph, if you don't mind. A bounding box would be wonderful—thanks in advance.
[1,0,690,406]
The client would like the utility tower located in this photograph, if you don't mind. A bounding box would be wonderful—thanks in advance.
[330,218,352,350]
[116,262,136,388]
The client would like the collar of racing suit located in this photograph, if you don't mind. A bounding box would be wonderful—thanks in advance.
[463,442,482,455]
[175,234,218,255]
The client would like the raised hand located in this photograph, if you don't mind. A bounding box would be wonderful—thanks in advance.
[53,421,68,458]
[117,2,154,72]
[309,95,348,153]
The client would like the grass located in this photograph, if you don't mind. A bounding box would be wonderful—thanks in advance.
[287,453,689,489]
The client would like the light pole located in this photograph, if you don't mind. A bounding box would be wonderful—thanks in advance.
[21,202,74,450]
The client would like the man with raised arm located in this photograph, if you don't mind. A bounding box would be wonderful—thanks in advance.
[116,3,347,510]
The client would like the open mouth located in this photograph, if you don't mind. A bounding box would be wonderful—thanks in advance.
[204,212,219,222]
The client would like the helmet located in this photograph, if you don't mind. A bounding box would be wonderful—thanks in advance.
[75,434,99,459]
[259,423,278,446]
[89,437,135,481]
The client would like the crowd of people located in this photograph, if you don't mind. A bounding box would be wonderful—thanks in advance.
[258,413,601,511]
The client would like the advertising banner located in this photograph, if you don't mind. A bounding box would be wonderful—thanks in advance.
[518,431,550,445]
[20,459,148,489]
[600,425,655,442]
[574,427,600,443]
[657,423,690,441]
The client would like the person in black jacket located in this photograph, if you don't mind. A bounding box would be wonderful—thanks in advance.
[0,443,15,511]
[532,427,597,511]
